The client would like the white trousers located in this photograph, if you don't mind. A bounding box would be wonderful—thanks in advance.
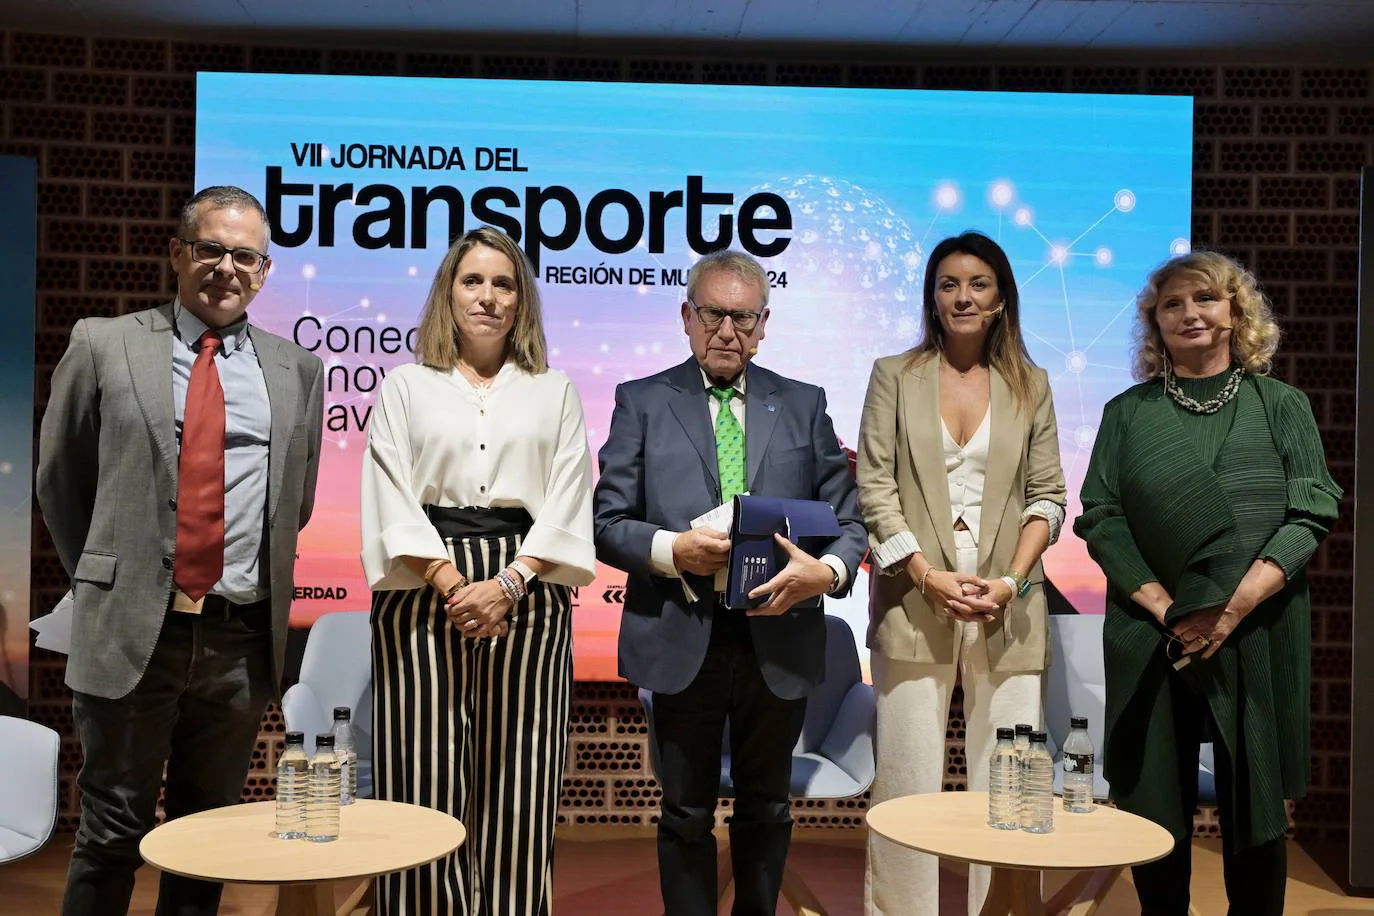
[865,531,1044,916]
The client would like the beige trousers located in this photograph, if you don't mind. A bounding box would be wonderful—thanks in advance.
[865,530,1044,916]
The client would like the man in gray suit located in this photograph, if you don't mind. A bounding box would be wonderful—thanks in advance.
[594,250,867,916]
[38,185,323,916]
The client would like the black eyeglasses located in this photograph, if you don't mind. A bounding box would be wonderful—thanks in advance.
[689,300,764,332]
[177,238,270,274]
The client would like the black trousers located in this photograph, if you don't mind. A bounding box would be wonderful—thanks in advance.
[651,611,807,916]
[1130,667,1287,916]
[61,604,273,916]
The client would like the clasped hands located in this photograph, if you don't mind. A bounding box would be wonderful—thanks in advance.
[912,561,1014,623]
[445,580,513,638]
[1165,599,1254,662]
[672,528,833,616]
[1136,582,1257,662]
[429,562,512,638]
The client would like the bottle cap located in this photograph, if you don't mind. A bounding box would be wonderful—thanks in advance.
[285,731,304,744]
[333,706,351,721]
[1014,723,1033,736]
[316,734,335,747]
[1030,730,1048,743]
[996,727,1014,740]
[1070,715,1088,729]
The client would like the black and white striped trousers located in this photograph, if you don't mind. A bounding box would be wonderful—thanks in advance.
[371,530,572,916]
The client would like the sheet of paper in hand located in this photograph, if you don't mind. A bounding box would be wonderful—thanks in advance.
[724,495,841,610]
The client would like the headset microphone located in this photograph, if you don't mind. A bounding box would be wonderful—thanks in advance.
[982,303,1005,323]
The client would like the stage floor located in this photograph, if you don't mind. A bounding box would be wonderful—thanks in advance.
[2,828,1370,914]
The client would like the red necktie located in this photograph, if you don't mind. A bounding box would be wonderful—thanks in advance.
[174,330,225,601]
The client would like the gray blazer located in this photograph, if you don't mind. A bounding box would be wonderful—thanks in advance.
[37,303,324,700]
[594,358,868,700]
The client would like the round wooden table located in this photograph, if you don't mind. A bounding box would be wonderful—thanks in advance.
[866,791,1174,916]
[140,799,465,916]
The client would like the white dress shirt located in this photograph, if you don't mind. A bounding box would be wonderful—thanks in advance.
[648,368,849,593]
[361,361,596,590]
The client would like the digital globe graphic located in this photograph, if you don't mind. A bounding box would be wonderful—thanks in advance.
[751,175,925,445]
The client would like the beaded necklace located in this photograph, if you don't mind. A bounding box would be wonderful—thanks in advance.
[1163,364,1245,415]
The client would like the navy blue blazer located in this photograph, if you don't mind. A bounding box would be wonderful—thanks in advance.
[593,357,867,700]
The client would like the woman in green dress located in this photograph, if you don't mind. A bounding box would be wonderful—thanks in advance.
[1075,251,1341,916]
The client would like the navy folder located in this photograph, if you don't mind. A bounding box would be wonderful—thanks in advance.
[724,495,843,610]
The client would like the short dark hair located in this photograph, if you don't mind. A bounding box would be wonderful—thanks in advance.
[177,186,273,247]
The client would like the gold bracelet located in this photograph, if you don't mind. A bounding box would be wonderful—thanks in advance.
[1002,569,1030,597]
[442,576,468,599]
[423,558,449,584]
[918,567,933,596]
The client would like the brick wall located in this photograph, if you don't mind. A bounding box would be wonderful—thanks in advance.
[2,31,1364,841]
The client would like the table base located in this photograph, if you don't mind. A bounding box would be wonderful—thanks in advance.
[275,877,371,916]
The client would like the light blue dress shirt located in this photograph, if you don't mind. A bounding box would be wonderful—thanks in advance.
[172,302,272,603]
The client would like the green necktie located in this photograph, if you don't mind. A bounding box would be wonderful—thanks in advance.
[710,387,746,503]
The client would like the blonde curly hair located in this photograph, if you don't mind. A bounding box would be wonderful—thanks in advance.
[1131,250,1281,381]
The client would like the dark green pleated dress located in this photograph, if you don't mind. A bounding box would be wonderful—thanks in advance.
[1074,370,1341,849]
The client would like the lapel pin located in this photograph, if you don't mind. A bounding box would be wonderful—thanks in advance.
[767,403,776,412]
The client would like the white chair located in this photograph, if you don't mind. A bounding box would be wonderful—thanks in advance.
[1045,614,1110,800]
[281,611,373,798]
[0,715,61,864]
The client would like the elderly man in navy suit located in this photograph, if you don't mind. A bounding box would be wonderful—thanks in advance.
[594,249,867,916]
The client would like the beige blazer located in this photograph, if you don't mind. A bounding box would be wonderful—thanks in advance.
[856,352,1066,673]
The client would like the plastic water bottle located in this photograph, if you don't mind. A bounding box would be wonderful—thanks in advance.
[1013,723,1033,761]
[1020,730,1054,834]
[306,734,341,843]
[274,731,309,839]
[987,726,1021,830]
[1062,715,1096,814]
[332,706,357,806]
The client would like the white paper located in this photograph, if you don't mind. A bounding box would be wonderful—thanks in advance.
[689,493,745,535]
[688,495,747,596]
[30,590,74,655]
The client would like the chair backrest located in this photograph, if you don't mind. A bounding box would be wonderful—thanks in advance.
[297,611,372,702]
[638,614,875,797]
[797,615,864,754]
[0,715,60,864]
[1045,614,1107,765]
[283,611,372,766]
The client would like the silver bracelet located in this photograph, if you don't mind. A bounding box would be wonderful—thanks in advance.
[918,567,933,596]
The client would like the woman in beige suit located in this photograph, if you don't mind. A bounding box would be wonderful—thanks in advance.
[858,231,1067,916]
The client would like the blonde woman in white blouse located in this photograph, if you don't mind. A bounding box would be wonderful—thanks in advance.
[360,227,595,916]
[857,232,1067,916]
